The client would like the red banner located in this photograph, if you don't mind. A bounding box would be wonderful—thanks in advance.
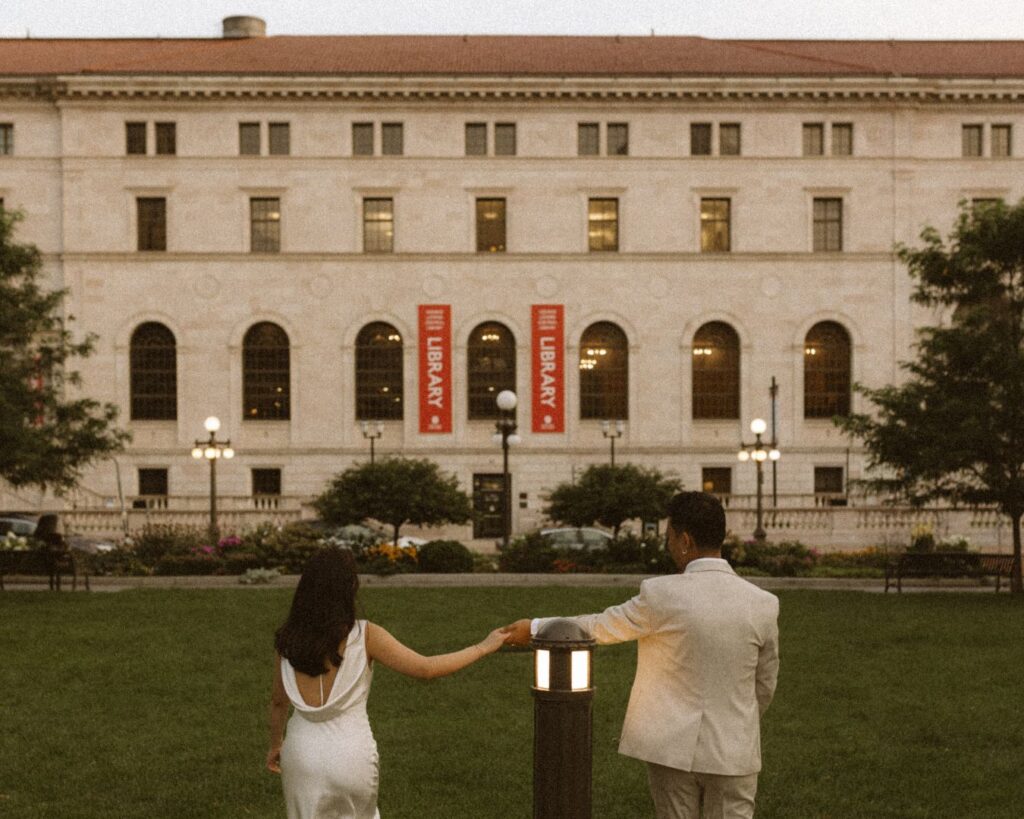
[418,305,452,434]
[532,304,564,433]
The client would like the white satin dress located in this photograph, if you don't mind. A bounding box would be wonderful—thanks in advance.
[280,620,381,819]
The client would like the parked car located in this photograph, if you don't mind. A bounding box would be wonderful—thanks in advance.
[0,514,38,537]
[312,521,426,549]
[0,513,115,552]
[539,527,614,551]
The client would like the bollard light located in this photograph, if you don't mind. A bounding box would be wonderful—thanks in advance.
[531,618,595,819]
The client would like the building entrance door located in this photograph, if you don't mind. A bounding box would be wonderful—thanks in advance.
[473,473,506,539]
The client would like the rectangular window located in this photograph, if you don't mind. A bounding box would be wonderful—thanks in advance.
[719,123,741,156]
[587,198,619,252]
[494,123,516,156]
[701,467,732,496]
[0,123,12,155]
[252,468,282,497]
[136,197,166,251]
[832,123,853,156]
[250,197,281,253]
[813,197,843,252]
[475,198,506,253]
[363,198,394,253]
[154,122,176,156]
[690,123,712,156]
[381,122,404,156]
[814,466,844,495]
[578,123,600,156]
[137,469,169,507]
[992,124,1012,158]
[607,123,629,156]
[126,122,147,155]
[352,123,374,156]
[700,198,731,252]
[465,123,487,156]
[239,122,261,155]
[268,122,290,156]
[962,124,983,157]
[803,123,824,156]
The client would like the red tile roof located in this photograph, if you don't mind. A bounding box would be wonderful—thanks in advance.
[1,36,1024,78]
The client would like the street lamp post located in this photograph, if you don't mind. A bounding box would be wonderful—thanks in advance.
[492,390,521,550]
[190,416,234,537]
[738,418,780,543]
[360,420,384,464]
[600,419,624,466]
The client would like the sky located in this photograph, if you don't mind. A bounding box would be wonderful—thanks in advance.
[2,0,1023,40]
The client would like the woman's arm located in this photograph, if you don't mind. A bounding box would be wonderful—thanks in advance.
[365,622,509,680]
[266,652,290,773]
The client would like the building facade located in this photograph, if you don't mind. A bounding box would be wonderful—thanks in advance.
[2,21,1023,545]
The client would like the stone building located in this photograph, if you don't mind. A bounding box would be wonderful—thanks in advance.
[2,19,1022,545]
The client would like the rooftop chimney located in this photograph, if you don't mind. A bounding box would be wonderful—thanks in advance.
[222,16,267,39]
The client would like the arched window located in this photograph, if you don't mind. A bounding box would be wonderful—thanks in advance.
[692,321,740,419]
[579,321,628,419]
[804,321,851,418]
[130,322,177,420]
[355,322,403,420]
[467,321,516,419]
[243,322,290,421]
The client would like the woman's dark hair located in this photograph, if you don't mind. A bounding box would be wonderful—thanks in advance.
[275,547,359,677]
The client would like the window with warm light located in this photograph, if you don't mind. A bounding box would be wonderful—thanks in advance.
[362,198,394,253]
[130,322,177,420]
[588,198,618,252]
[243,322,290,420]
[355,322,403,420]
[804,321,851,418]
[250,197,281,252]
[692,321,739,419]
[475,198,506,252]
[700,198,731,252]
[579,321,628,420]
[467,322,515,419]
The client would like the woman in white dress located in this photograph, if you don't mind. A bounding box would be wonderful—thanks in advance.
[266,547,509,818]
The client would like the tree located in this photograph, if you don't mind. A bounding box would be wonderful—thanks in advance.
[838,199,1024,594]
[313,457,472,545]
[0,208,129,491]
[545,463,682,538]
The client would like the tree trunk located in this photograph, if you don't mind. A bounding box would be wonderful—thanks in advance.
[392,524,400,547]
[1012,512,1023,595]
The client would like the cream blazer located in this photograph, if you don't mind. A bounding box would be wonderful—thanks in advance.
[546,560,779,776]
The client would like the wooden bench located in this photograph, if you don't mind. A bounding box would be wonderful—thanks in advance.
[0,548,89,591]
[885,552,1014,593]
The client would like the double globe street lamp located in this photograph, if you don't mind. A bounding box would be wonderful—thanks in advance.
[491,390,521,550]
[191,416,234,537]
[738,418,780,543]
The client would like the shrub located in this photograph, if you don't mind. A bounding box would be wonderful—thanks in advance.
[239,567,281,585]
[154,552,224,576]
[498,532,556,573]
[86,548,150,577]
[725,538,817,577]
[908,523,937,553]
[222,551,263,575]
[417,540,474,573]
[357,543,418,575]
[241,522,324,572]
[132,524,206,565]
[817,546,895,571]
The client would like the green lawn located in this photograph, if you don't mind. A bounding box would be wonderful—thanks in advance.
[1,588,1021,818]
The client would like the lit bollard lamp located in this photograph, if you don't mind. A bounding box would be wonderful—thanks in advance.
[531,618,595,819]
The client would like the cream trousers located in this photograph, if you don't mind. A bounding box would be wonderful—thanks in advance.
[647,762,758,819]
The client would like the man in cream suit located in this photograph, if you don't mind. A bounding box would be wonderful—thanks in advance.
[504,491,780,818]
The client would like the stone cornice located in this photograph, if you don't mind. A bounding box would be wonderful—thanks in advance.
[51,250,898,263]
[4,74,1024,104]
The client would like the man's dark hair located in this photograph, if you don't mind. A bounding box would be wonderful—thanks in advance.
[666,491,726,551]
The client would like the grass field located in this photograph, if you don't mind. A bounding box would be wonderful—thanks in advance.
[1,587,1022,818]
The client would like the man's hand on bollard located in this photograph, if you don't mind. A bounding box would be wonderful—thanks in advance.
[501,619,532,647]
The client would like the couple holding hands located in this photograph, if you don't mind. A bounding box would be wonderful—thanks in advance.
[267,491,780,819]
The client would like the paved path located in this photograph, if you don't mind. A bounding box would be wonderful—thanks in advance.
[0,573,1007,593]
